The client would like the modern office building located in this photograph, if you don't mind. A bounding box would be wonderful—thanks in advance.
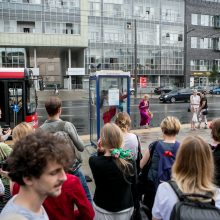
[0,0,88,89]
[185,0,220,87]
[86,0,185,87]
[3,0,219,89]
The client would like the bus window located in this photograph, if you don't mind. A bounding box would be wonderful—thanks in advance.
[26,80,37,114]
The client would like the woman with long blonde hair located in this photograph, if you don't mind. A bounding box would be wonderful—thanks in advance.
[12,122,33,143]
[152,135,220,220]
[89,123,134,220]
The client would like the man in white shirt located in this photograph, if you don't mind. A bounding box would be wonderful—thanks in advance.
[190,89,201,130]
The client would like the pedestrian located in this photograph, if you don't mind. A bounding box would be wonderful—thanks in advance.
[54,84,59,95]
[139,116,181,212]
[0,131,73,219]
[198,90,208,129]
[115,112,139,160]
[39,96,92,203]
[12,123,95,220]
[89,123,134,220]
[0,133,12,212]
[152,135,220,220]
[12,122,33,143]
[139,94,152,129]
[209,118,220,187]
[100,90,116,124]
[190,89,200,130]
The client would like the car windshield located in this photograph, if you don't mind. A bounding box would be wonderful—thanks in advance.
[167,89,178,94]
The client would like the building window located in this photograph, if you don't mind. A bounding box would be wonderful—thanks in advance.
[191,37,197,48]
[190,60,213,71]
[178,34,183,41]
[191,14,198,25]
[214,15,220,28]
[201,15,210,26]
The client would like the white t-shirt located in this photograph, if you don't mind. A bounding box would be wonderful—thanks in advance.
[190,94,200,109]
[0,195,49,220]
[152,182,220,220]
[123,133,139,160]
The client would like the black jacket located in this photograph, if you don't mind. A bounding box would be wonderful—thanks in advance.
[212,144,220,187]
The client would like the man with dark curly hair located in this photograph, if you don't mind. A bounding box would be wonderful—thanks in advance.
[0,131,74,220]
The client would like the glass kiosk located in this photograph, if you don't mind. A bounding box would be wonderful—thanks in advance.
[89,71,130,146]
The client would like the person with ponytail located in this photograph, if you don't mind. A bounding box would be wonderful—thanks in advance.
[89,123,134,220]
[115,112,139,160]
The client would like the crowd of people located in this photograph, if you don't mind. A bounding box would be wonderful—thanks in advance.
[0,94,219,220]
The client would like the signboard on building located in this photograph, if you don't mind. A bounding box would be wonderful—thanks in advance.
[192,72,211,76]
[67,68,85,76]
[140,76,147,88]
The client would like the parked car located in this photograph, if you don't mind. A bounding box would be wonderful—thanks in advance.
[159,88,192,103]
[154,86,175,95]
[209,87,220,94]
[190,86,206,94]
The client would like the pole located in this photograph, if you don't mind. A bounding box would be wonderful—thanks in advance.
[134,19,138,98]
[184,24,187,88]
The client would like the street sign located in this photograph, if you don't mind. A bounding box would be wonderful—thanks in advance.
[13,104,19,113]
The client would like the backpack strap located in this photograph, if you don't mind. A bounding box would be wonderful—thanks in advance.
[136,135,142,159]
[43,120,66,132]
[168,180,185,201]
[169,180,215,204]
[56,120,66,131]
[149,140,158,158]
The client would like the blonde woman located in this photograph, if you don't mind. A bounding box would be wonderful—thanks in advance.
[139,116,181,211]
[89,123,134,220]
[12,122,33,143]
[115,112,139,160]
[152,135,220,220]
[139,94,152,128]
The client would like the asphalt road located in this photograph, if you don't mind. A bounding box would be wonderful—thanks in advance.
[37,95,220,135]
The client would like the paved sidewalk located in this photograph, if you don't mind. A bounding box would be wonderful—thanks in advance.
[80,123,212,196]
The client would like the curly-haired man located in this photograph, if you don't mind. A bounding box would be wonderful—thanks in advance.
[0,131,73,220]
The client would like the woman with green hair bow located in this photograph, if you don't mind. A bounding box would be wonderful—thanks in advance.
[89,123,135,220]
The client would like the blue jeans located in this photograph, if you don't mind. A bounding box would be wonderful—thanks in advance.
[72,168,92,203]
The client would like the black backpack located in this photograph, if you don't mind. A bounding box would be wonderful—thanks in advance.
[40,120,82,171]
[169,180,220,220]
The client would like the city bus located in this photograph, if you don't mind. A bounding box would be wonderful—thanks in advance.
[0,68,38,128]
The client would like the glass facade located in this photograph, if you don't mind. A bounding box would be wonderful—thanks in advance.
[0,48,25,67]
[0,0,81,35]
[86,0,184,86]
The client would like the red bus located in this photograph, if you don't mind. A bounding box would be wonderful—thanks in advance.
[0,68,38,128]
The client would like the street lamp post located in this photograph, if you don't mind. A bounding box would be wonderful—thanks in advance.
[184,25,195,88]
[134,19,138,98]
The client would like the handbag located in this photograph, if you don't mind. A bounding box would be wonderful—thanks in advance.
[187,105,191,112]
[147,110,153,119]
[202,109,208,115]
[130,202,150,220]
[138,141,157,184]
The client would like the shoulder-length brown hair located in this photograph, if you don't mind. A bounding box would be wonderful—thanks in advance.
[172,135,216,196]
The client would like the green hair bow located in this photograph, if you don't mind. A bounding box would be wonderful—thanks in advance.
[111,148,133,160]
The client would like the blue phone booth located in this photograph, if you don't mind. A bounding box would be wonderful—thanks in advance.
[89,71,131,146]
